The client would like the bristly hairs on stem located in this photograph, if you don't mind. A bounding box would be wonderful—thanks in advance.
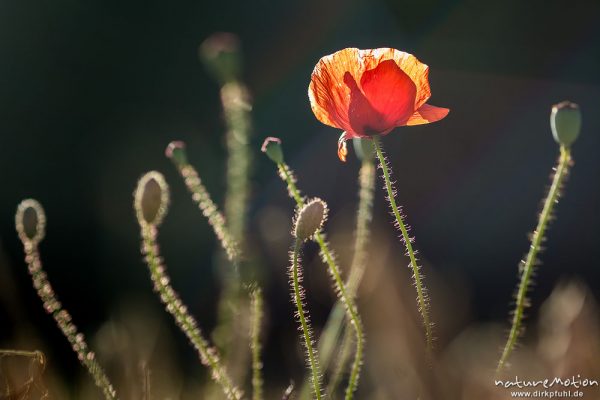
[165,141,242,265]
[497,146,573,373]
[166,140,247,385]
[289,200,327,400]
[134,171,243,400]
[261,138,364,400]
[323,141,376,395]
[15,199,118,400]
[497,101,581,373]
[200,36,253,385]
[372,137,435,362]
[249,286,264,400]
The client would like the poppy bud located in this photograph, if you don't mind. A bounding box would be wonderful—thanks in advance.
[550,101,581,147]
[261,136,284,164]
[15,199,46,245]
[134,171,170,226]
[352,138,375,161]
[199,32,242,84]
[294,198,328,241]
[165,141,188,165]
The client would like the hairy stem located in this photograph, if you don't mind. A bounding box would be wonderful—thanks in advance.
[221,82,253,246]
[290,238,323,400]
[250,287,264,400]
[373,138,434,359]
[323,159,375,395]
[140,224,243,400]
[23,246,117,399]
[15,199,117,400]
[277,162,364,400]
[170,159,242,265]
[497,146,572,373]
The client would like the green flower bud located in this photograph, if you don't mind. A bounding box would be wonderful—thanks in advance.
[199,32,242,84]
[551,101,581,147]
[294,198,328,241]
[261,136,284,164]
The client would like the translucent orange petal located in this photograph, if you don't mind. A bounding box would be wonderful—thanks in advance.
[356,48,431,110]
[308,48,363,134]
[309,48,434,133]
[405,104,450,126]
[360,59,416,128]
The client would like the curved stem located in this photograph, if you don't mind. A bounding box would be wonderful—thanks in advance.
[497,146,572,373]
[291,238,323,400]
[372,137,434,359]
[140,224,243,400]
[20,244,117,400]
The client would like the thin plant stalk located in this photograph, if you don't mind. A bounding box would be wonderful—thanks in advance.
[15,199,117,400]
[167,144,242,265]
[321,158,375,390]
[276,162,364,400]
[139,224,242,400]
[372,137,434,359]
[201,33,254,384]
[497,146,572,373]
[250,287,264,400]
[220,83,254,383]
[290,238,323,400]
[221,81,253,247]
[134,172,243,400]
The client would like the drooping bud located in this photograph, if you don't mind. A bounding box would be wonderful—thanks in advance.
[294,198,328,241]
[261,136,284,164]
[550,101,581,147]
[134,171,170,226]
[352,137,374,161]
[199,32,242,84]
[165,141,188,165]
[15,199,46,245]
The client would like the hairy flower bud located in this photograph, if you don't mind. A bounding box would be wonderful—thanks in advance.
[294,198,328,241]
[15,199,46,245]
[134,171,170,226]
[261,136,284,164]
[551,101,581,147]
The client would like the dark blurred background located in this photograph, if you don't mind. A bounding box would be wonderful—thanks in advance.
[1,0,599,397]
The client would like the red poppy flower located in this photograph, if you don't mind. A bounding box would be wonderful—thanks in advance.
[308,48,449,161]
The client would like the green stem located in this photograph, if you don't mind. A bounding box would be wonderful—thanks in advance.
[278,162,364,400]
[291,238,323,400]
[141,224,243,400]
[250,288,264,400]
[497,146,572,373]
[347,160,376,294]
[315,233,364,400]
[325,160,374,396]
[372,137,434,359]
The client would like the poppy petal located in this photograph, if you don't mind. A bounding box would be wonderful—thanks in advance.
[359,49,431,110]
[360,59,417,129]
[405,104,450,126]
[308,48,363,134]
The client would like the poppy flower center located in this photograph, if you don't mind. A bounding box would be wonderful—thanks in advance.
[343,59,417,137]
